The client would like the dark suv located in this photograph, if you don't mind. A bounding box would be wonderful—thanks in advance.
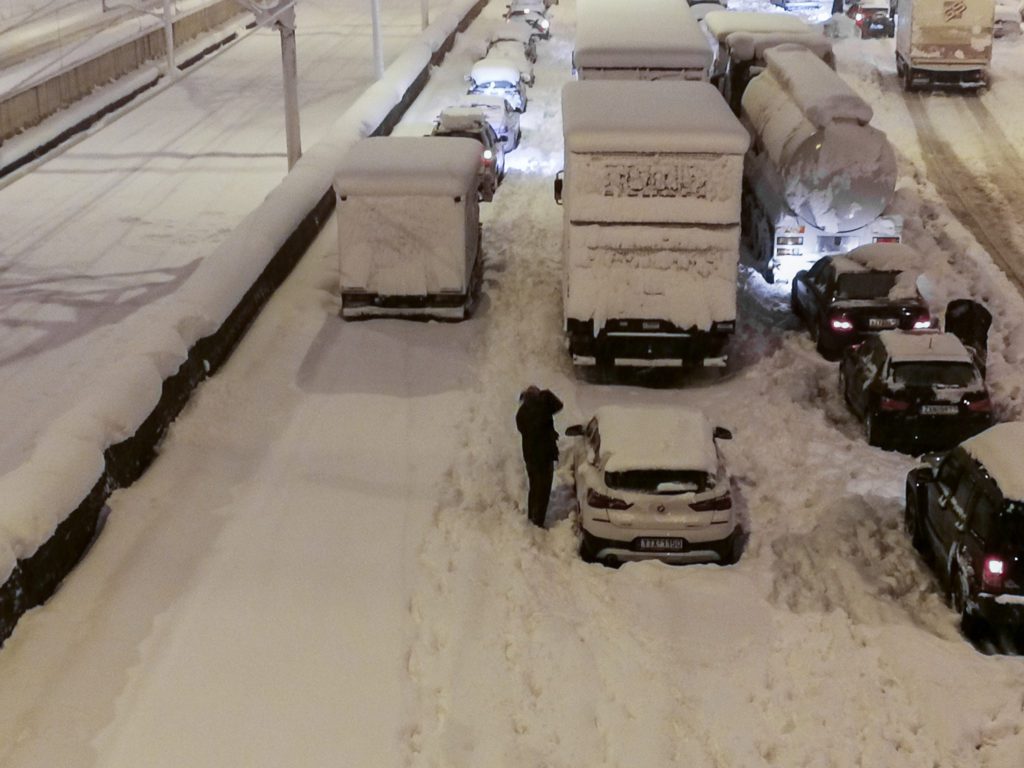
[905,423,1024,637]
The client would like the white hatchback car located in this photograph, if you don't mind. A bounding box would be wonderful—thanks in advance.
[566,405,742,566]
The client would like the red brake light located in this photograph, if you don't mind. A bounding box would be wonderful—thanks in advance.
[912,315,933,330]
[983,556,1005,590]
[830,313,854,332]
[586,488,632,510]
[967,397,992,413]
[690,492,732,512]
[873,236,900,244]
[880,397,910,411]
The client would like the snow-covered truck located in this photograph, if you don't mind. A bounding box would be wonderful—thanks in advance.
[741,45,902,282]
[573,0,711,80]
[555,81,749,371]
[335,137,483,320]
[895,0,995,90]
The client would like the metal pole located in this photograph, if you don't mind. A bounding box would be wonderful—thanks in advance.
[370,0,384,79]
[278,7,302,169]
[162,0,175,74]
[420,0,429,30]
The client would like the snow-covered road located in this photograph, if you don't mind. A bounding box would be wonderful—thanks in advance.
[2,2,1024,766]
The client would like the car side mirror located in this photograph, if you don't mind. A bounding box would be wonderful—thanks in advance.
[714,426,733,441]
[554,170,563,205]
[564,424,584,437]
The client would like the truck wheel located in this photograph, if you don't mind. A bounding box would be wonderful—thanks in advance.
[903,65,916,92]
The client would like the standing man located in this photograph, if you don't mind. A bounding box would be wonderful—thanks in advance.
[515,385,563,528]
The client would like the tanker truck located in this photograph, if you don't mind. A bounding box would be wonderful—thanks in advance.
[741,45,902,282]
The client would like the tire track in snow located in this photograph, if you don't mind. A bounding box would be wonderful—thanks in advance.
[906,94,1024,296]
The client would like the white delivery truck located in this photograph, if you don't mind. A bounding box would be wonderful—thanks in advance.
[335,137,483,320]
[896,0,995,90]
[573,0,711,80]
[555,81,749,371]
[741,45,902,282]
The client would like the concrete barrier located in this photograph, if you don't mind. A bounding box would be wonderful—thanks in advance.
[0,0,490,647]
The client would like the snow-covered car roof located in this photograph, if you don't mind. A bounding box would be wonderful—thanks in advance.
[594,406,718,475]
[878,331,974,365]
[507,0,547,12]
[962,423,1024,502]
[561,81,749,154]
[724,30,833,65]
[703,10,809,42]
[335,137,483,197]
[831,243,918,274]
[763,44,873,127]
[469,57,521,85]
[436,107,490,132]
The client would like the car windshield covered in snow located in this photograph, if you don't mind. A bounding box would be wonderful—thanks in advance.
[835,271,898,300]
[604,469,713,495]
[890,362,979,387]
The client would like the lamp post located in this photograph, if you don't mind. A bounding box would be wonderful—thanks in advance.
[236,0,301,169]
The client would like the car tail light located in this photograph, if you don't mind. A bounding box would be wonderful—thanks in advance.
[872,236,900,244]
[690,492,732,512]
[481,149,494,166]
[912,314,933,330]
[830,313,854,332]
[586,488,632,510]
[983,556,1005,590]
[966,397,992,413]
[880,397,910,411]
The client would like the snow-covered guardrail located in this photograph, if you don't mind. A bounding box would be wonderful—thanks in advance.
[0,0,488,645]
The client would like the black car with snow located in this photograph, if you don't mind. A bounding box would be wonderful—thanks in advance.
[791,245,932,360]
[566,406,742,566]
[904,423,1024,636]
[839,331,993,451]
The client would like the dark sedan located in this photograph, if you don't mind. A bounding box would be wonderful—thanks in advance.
[791,250,933,360]
[840,331,993,451]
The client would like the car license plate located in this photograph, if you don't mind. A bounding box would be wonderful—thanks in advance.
[642,321,661,330]
[921,404,958,416]
[868,318,898,329]
[637,537,687,552]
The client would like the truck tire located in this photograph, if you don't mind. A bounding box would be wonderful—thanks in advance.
[903,65,916,93]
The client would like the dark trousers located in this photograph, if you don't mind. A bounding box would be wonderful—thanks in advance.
[526,460,554,528]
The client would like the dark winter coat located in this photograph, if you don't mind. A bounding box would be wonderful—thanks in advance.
[515,389,563,465]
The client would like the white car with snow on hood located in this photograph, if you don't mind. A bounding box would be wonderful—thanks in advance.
[486,38,536,85]
[335,137,483,320]
[504,5,551,38]
[566,406,742,566]
[466,57,528,113]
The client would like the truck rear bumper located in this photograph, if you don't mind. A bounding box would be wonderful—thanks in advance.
[567,318,733,368]
[341,289,469,321]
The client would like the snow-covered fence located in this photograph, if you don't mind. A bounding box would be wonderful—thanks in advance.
[0,0,245,143]
[0,0,489,646]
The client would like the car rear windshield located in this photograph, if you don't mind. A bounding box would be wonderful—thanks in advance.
[604,470,711,495]
[835,271,898,300]
[890,362,978,387]
[1001,505,1024,547]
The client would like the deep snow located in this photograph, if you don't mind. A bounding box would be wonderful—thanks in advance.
[0,1,1024,767]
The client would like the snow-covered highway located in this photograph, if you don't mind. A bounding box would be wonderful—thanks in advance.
[2,1,1024,766]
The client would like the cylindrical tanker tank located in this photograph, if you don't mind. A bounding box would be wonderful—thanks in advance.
[741,44,898,236]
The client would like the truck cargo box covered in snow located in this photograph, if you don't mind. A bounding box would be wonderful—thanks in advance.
[574,0,712,80]
[335,137,483,320]
[559,81,749,370]
[896,0,995,89]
